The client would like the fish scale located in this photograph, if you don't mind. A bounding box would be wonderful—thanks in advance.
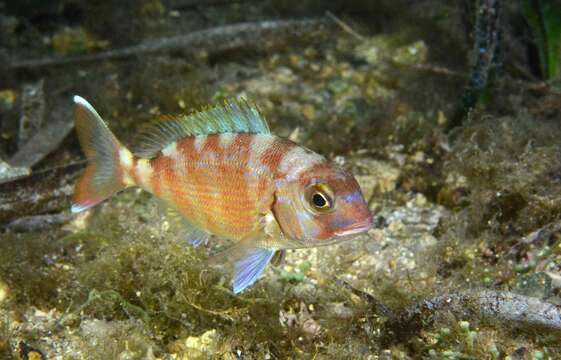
[71,96,373,293]
[141,133,277,240]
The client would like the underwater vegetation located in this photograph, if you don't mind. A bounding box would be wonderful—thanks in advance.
[0,0,561,358]
[521,0,561,79]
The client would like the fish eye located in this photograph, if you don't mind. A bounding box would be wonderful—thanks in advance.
[306,184,334,212]
[312,192,328,208]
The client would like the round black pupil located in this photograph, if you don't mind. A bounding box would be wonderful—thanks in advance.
[312,193,327,208]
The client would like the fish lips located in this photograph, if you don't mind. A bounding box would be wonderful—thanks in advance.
[333,217,373,237]
[303,216,373,247]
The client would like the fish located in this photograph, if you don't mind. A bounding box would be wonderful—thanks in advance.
[71,95,373,293]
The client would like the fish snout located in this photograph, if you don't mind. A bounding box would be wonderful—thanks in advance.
[333,214,373,237]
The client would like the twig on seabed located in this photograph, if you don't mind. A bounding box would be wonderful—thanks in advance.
[0,162,85,226]
[334,277,394,317]
[8,18,332,69]
[407,63,466,78]
[383,289,561,344]
[325,11,365,41]
[5,213,75,232]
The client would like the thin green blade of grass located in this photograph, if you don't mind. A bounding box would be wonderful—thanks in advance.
[521,0,561,79]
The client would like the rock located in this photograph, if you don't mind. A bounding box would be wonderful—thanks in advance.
[0,280,7,304]
[168,329,220,359]
[354,36,428,67]
[328,302,355,319]
[0,159,29,184]
[353,158,401,201]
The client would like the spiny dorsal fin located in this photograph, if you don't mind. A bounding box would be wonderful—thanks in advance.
[132,98,270,158]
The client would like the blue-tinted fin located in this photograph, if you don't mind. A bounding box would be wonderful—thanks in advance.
[132,98,270,158]
[187,228,210,248]
[233,248,275,294]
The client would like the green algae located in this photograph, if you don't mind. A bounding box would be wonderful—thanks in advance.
[443,113,561,236]
[521,0,561,79]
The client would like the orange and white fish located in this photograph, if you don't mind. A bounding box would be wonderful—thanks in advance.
[71,96,373,293]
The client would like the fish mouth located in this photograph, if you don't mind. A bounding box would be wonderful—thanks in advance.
[289,215,374,249]
[333,217,373,237]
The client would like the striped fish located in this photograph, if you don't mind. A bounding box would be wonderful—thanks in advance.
[71,96,373,293]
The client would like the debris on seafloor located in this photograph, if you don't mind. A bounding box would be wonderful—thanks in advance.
[0,88,80,225]
[0,162,83,225]
[354,36,428,69]
[18,341,46,360]
[8,18,333,70]
[78,319,156,359]
[0,159,29,184]
[325,10,366,41]
[448,0,502,130]
[0,79,75,186]
[51,26,108,56]
[382,289,561,344]
[9,96,74,169]
[334,277,394,317]
[0,80,77,229]
[5,212,74,233]
[513,272,554,301]
[279,302,322,339]
[328,9,463,78]
[167,329,221,360]
[0,89,17,112]
[18,80,45,147]
[0,280,7,304]
[518,218,561,248]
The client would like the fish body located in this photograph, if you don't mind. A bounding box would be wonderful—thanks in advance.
[130,133,284,243]
[71,96,372,293]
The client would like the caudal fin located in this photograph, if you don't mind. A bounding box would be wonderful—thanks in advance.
[71,96,132,213]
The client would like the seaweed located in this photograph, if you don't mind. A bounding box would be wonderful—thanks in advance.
[521,0,561,79]
[449,0,502,130]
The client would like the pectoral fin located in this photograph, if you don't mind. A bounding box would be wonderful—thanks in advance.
[186,227,210,248]
[233,248,275,294]
[155,201,210,248]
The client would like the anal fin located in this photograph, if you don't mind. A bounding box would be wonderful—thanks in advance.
[233,248,275,294]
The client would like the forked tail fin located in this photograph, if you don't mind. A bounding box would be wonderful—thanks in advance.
[71,96,133,213]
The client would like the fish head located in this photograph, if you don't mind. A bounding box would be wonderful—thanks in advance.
[272,162,373,247]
